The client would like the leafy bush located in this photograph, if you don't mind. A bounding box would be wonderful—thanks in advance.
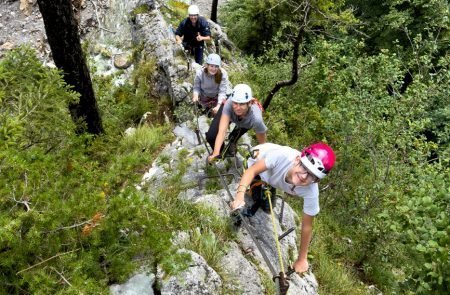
[379,164,449,293]
[229,18,449,292]
[0,47,178,293]
[0,47,78,150]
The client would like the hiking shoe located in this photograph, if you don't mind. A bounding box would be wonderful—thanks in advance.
[230,205,250,227]
[241,205,258,217]
[230,209,242,227]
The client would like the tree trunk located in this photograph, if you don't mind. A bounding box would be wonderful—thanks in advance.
[37,0,103,135]
[211,0,218,23]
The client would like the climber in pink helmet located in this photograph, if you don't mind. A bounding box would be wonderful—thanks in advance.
[231,142,336,274]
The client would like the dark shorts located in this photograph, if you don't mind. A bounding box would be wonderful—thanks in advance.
[199,95,218,109]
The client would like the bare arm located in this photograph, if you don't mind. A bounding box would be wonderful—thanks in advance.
[293,214,314,273]
[195,33,211,42]
[193,92,199,102]
[175,35,183,44]
[231,159,268,209]
[192,71,201,102]
[255,132,267,144]
[196,34,211,42]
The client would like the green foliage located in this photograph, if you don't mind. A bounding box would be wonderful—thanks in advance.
[312,218,369,295]
[173,100,195,123]
[221,0,281,54]
[120,125,170,153]
[158,251,192,277]
[346,0,450,59]
[0,47,77,150]
[162,0,189,28]
[219,46,233,64]
[93,55,172,133]
[184,227,226,270]
[421,56,450,160]
[132,4,150,16]
[2,0,449,292]
[316,46,449,293]
[221,0,357,55]
[226,5,449,290]
[378,164,449,293]
[0,46,237,294]
[0,47,178,293]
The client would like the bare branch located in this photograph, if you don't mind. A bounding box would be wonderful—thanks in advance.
[50,267,73,287]
[16,249,80,275]
[10,173,32,212]
[263,1,312,110]
[89,0,116,33]
[12,197,31,212]
[311,5,370,38]
[265,0,289,14]
[47,220,92,233]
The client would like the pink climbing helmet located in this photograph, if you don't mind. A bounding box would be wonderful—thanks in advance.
[300,143,336,179]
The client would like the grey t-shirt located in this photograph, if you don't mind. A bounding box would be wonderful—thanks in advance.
[193,68,229,104]
[222,100,267,133]
[248,143,320,216]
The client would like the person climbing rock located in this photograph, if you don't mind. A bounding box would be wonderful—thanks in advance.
[192,53,229,115]
[230,142,336,274]
[206,84,267,160]
[175,5,211,64]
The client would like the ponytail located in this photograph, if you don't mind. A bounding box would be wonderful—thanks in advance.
[215,68,223,84]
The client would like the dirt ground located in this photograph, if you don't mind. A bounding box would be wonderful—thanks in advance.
[0,0,104,61]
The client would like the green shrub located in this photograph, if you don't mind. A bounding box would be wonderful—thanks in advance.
[0,47,176,293]
[0,47,78,150]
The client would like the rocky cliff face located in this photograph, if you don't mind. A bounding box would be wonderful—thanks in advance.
[0,0,102,62]
[122,114,319,294]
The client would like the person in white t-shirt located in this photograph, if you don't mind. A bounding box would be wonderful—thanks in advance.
[230,142,336,274]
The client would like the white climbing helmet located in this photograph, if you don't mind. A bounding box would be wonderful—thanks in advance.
[231,84,253,103]
[206,53,221,67]
[188,5,200,15]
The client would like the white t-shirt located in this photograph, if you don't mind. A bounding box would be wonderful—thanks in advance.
[248,143,320,216]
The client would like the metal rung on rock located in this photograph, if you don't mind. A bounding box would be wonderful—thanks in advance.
[278,195,286,224]
[278,227,295,241]
[198,173,238,190]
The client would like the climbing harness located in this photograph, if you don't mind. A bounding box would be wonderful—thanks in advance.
[191,102,295,294]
